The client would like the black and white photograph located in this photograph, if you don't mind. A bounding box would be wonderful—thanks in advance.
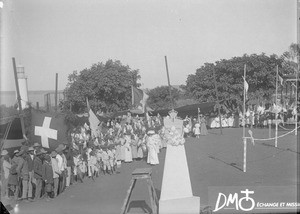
[0,0,299,213]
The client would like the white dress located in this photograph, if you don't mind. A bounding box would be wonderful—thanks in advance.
[124,140,133,163]
[146,136,159,165]
[194,123,201,135]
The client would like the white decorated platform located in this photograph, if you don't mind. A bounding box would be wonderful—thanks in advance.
[159,110,200,214]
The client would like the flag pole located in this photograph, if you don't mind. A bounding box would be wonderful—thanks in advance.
[213,69,223,134]
[275,65,278,147]
[12,58,26,137]
[55,73,58,112]
[164,56,174,109]
[296,0,299,136]
[131,85,134,106]
[243,64,247,172]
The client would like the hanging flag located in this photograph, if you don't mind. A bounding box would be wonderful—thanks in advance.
[86,98,101,138]
[131,86,149,114]
[278,75,284,85]
[243,77,249,99]
[31,109,68,150]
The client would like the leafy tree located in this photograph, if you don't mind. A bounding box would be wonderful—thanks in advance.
[184,53,285,112]
[61,59,141,113]
[147,86,180,110]
[280,43,300,75]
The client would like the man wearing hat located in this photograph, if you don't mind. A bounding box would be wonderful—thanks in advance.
[1,150,11,199]
[55,144,67,194]
[7,150,20,200]
[26,147,35,201]
[64,145,74,187]
[33,143,41,155]
[33,148,46,200]
[50,151,60,198]
[15,149,29,201]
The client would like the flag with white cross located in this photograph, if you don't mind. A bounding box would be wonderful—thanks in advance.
[31,109,68,150]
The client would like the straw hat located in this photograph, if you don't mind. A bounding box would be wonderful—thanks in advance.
[1,150,8,156]
[50,151,57,157]
[36,148,47,155]
[28,147,34,152]
[20,145,29,152]
[13,149,20,154]
[33,142,40,147]
[55,144,66,152]
[16,149,25,156]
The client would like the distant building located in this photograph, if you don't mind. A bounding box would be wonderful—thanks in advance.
[0,90,64,110]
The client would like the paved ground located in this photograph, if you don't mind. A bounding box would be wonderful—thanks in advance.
[3,127,299,214]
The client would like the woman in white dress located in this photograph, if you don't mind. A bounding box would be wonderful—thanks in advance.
[136,135,144,160]
[146,130,159,165]
[193,121,201,138]
[124,136,132,163]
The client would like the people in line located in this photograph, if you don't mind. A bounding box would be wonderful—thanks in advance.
[3,113,167,203]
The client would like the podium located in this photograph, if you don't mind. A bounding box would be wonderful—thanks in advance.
[120,168,158,214]
[159,110,200,214]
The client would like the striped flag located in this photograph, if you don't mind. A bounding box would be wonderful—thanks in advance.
[131,86,149,114]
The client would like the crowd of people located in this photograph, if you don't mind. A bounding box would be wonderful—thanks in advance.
[183,114,208,138]
[2,103,296,204]
[0,113,169,203]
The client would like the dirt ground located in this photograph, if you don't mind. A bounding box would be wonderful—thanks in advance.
[3,127,299,214]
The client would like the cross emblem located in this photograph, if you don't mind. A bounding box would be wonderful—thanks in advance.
[35,117,57,148]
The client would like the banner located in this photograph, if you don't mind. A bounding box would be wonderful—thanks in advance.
[31,109,68,150]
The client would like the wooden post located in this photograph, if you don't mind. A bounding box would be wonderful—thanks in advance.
[55,73,58,112]
[243,138,247,172]
[243,65,246,142]
[243,64,247,173]
[269,121,272,138]
[164,56,174,109]
[296,0,299,136]
[36,102,39,110]
[275,65,278,147]
[12,58,26,137]
[213,69,223,134]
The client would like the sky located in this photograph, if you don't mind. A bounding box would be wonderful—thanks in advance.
[0,0,297,92]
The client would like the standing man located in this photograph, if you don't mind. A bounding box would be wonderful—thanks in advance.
[64,146,74,187]
[42,154,54,201]
[33,143,41,155]
[33,148,46,200]
[9,150,20,200]
[1,150,11,200]
[15,149,29,201]
[50,151,60,198]
[55,144,66,194]
[26,147,35,201]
